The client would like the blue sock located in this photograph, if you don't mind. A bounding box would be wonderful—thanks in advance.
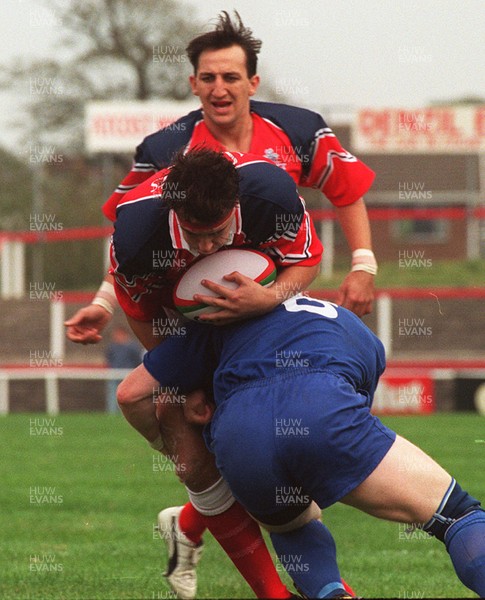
[270,520,345,598]
[445,509,485,596]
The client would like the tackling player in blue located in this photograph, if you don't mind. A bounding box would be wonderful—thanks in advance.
[119,295,485,598]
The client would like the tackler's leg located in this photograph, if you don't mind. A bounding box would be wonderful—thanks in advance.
[341,434,485,596]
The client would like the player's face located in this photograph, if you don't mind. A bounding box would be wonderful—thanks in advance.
[179,210,235,255]
[190,45,260,131]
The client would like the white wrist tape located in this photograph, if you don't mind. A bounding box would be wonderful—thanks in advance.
[351,248,378,276]
[187,477,236,516]
[92,281,116,315]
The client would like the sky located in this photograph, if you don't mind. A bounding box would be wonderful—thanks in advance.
[0,0,484,151]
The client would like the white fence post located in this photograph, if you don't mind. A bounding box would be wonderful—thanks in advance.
[0,374,9,415]
[1,240,26,299]
[320,220,334,279]
[377,293,392,357]
[45,373,60,415]
[50,300,65,361]
[103,235,111,274]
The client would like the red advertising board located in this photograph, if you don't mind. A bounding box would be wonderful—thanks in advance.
[85,100,199,153]
[352,106,485,153]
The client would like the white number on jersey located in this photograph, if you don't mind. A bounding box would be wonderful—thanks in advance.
[283,295,339,319]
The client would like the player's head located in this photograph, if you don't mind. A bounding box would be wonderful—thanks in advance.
[163,148,239,255]
[186,11,262,77]
[187,12,261,131]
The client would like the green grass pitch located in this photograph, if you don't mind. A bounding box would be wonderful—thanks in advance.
[1,413,483,599]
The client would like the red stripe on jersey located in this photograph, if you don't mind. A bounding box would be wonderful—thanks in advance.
[169,210,186,249]
[260,207,322,267]
[114,168,170,212]
[103,165,158,221]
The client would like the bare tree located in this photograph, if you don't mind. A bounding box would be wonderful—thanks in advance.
[1,0,202,151]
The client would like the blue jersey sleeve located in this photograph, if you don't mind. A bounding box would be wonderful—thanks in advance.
[113,201,172,277]
[143,322,217,393]
[237,160,304,243]
[250,100,326,177]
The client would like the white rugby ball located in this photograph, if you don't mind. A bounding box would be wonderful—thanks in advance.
[173,248,276,320]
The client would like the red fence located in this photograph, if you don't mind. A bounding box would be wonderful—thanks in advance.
[1,206,484,244]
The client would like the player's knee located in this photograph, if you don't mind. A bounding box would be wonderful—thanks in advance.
[423,478,482,542]
[116,379,134,407]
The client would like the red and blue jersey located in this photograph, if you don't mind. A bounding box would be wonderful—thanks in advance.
[103,100,375,221]
[110,152,322,321]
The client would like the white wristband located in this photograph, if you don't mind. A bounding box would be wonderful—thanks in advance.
[91,281,116,315]
[351,249,378,276]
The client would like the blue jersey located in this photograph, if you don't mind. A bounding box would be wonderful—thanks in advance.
[143,295,386,405]
[144,295,394,513]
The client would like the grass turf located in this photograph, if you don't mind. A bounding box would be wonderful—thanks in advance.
[310,258,485,289]
[1,413,483,599]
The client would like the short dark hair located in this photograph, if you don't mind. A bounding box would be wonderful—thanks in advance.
[163,148,239,226]
[186,11,262,77]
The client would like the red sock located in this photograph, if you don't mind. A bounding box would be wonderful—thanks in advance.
[342,578,356,596]
[189,500,291,599]
[179,501,207,544]
[180,500,354,598]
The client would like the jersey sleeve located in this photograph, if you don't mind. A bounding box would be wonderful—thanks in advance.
[237,160,323,267]
[109,172,177,321]
[102,143,159,222]
[110,257,173,322]
[258,207,323,267]
[302,126,375,207]
[249,101,375,207]
[102,110,202,221]
[109,229,179,322]
[143,323,216,393]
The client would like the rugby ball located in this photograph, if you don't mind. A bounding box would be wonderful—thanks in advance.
[173,248,276,320]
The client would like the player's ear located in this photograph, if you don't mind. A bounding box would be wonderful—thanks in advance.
[248,74,260,97]
[189,75,200,96]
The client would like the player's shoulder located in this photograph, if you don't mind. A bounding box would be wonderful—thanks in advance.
[113,199,171,270]
[138,108,204,168]
[250,99,328,135]
[116,167,170,210]
[225,150,284,176]
[226,151,299,205]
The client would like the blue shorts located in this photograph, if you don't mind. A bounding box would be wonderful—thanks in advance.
[206,369,396,521]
